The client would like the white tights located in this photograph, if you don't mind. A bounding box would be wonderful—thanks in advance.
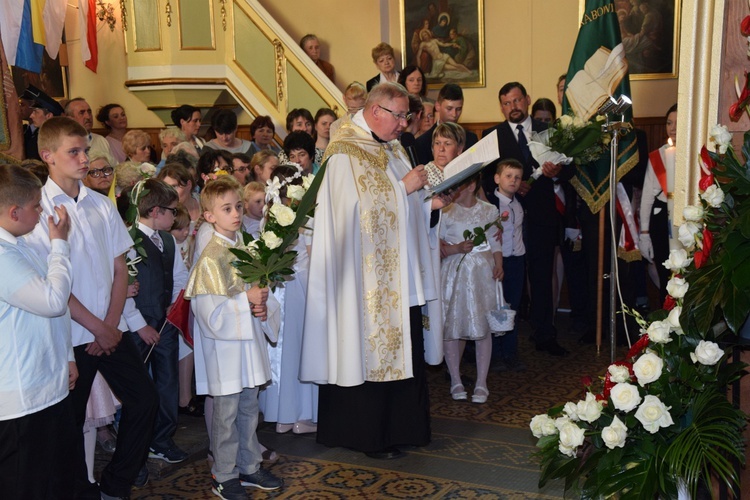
[444,336,492,390]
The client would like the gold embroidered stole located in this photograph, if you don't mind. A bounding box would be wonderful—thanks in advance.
[185,234,247,299]
[325,116,409,382]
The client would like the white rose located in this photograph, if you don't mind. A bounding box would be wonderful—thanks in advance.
[554,416,572,431]
[139,162,157,178]
[572,114,587,128]
[645,320,672,345]
[677,221,702,249]
[666,306,683,334]
[690,340,724,366]
[261,231,283,249]
[608,364,631,383]
[662,249,693,271]
[286,184,306,201]
[576,393,603,423]
[530,414,558,438]
[243,239,260,258]
[682,205,704,222]
[709,124,732,154]
[635,395,674,433]
[610,382,642,412]
[302,174,315,190]
[666,276,689,299]
[601,415,628,449]
[269,204,295,227]
[557,421,585,457]
[563,402,580,421]
[632,352,664,386]
[559,114,574,127]
[700,184,725,208]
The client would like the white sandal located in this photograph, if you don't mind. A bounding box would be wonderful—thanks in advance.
[472,386,489,404]
[450,384,467,401]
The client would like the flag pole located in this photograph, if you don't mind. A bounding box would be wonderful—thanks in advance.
[596,210,605,355]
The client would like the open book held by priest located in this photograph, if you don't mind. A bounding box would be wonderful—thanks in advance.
[426,130,500,198]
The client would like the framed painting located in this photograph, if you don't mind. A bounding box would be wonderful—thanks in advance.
[591,0,681,79]
[12,50,69,100]
[400,0,485,89]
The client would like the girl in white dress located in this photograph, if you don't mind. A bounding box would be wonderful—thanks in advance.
[440,175,503,404]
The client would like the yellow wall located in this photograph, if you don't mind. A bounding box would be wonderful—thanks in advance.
[63,0,678,128]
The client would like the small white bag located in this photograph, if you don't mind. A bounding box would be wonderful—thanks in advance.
[486,280,515,336]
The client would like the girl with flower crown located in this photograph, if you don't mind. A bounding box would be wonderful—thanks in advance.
[440,174,503,404]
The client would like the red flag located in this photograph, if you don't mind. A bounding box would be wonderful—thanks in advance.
[79,0,98,72]
[167,290,192,347]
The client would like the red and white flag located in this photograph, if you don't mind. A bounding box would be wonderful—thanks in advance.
[79,0,97,72]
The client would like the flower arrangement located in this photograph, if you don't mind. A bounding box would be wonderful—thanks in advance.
[124,180,149,284]
[530,125,748,499]
[528,113,612,180]
[229,163,326,289]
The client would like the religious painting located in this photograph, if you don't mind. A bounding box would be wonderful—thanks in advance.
[609,0,680,79]
[12,50,68,100]
[401,0,485,89]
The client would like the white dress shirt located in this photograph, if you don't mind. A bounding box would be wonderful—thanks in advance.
[0,228,73,420]
[24,180,133,347]
[121,222,189,333]
[495,189,525,257]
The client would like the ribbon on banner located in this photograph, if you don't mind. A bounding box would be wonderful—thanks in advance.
[615,182,641,262]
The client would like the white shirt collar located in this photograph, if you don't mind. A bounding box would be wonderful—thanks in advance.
[137,221,157,238]
[44,177,89,203]
[213,230,239,245]
[0,226,18,245]
[494,188,514,204]
[513,115,533,133]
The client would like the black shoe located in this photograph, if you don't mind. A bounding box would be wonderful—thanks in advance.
[239,467,283,490]
[149,445,189,463]
[364,446,404,459]
[133,464,149,488]
[211,477,248,500]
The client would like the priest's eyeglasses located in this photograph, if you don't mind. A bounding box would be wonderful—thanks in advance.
[88,166,114,178]
[378,105,412,123]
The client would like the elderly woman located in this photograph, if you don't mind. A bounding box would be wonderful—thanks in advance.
[248,115,280,156]
[397,65,428,101]
[97,103,128,163]
[300,33,335,80]
[83,152,115,196]
[205,109,253,154]
[417,101,435,138]
[366,43,399,91]
[156,128,186,172]
[122,129,153,163]
[171,104,205,153]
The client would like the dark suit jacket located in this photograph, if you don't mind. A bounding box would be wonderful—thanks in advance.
[413,123,478,165]
[481,120,574,228]
[366,75,380,92]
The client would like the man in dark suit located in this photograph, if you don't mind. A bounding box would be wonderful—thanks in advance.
[481,82,572,357]
[414,83,477,164]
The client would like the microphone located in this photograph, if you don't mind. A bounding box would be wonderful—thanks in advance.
[406,145,419,168]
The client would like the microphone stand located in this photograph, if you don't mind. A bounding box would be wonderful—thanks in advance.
[600,96,631,362]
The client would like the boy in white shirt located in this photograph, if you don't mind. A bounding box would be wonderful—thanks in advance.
[492,159,526,372]
[186,176,282,499]
[25,117,158,499]
[0,164,75,497]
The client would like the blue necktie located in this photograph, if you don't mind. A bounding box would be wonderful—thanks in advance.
[517,124,531,164]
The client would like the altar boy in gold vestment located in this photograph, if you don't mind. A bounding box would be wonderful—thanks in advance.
[301,83,444,458]
[185,176,282,497]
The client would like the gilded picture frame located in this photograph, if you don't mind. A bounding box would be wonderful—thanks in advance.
[580,0,681,80]
[400,0,485,89]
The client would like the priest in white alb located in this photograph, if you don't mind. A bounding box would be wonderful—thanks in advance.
[300,82,445,459]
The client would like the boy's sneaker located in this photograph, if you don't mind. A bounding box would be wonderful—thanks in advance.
[239,468,283,490]
[149,445,189,463]
[211,477,248,500]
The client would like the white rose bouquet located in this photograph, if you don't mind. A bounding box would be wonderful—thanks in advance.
[230,164,325,289]
[531,125,749,499]
[528,112,612,167]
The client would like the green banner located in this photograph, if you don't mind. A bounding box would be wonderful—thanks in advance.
[562,0,639,214]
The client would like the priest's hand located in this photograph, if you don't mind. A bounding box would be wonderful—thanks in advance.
[403,164,428,194]
[430,193,452,210]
